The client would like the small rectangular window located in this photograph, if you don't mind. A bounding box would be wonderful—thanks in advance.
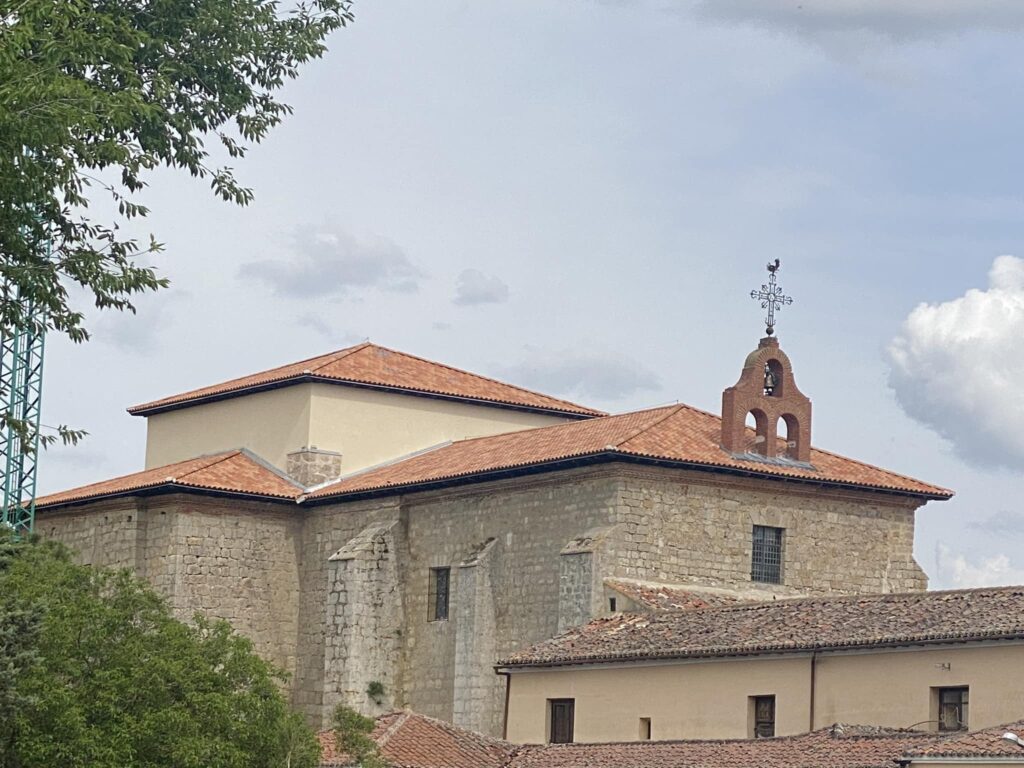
[639,717,652,740]
[751,695,776,738]
[609,597,617,612]
[549,699,575,744]
[428,567,450,622]
[937,687,969,731]
[752,525,784,584]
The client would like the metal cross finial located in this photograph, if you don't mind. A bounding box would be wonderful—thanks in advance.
[750,259,793,336]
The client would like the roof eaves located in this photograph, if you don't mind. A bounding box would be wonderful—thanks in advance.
[498,631,1024,669]
[306,449,952,505]
[36,481,301,512]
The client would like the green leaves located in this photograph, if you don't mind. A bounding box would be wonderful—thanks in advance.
[0,0,353,342]
[333,705,386,768]
[0,531,322,768]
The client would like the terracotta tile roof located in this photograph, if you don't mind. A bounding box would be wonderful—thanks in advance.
[320,717,942,768]
[128,343,601,418]
[904,719,1024,759]
[34,450,303,509]
[318,711,515,768]
[604,579,742,611]
[308,403,952,501]
[508,726,943,768]
[499,586,1024,668]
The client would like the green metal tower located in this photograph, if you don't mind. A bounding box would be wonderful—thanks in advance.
[0,286,45,533]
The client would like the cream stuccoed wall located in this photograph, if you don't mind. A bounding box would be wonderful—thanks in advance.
[305,383,573,474]
[145,385,312,470]
[143,382,574,472]
[504,643,1024,743]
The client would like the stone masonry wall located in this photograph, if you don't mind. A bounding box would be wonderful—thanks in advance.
[39,495,303,680]
[399,468,621,737]
[37,499,143,569]
[39,460,931,738]
[452,537,499,734]
[159,497,303,678]
[293,497,402,722]
[608,465,927,595]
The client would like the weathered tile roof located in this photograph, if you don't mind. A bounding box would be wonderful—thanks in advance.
[499,586,1024,668]
[309,403,952,501]
[318,711,515,768]
[128,343,602,418]
[604,579,742,611]
[508,725,943,768]
[34,450,303,509]
[319,716,944,768]
[904,719,1024,759]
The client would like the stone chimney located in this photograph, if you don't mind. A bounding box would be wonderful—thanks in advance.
[286,446,343,488]
[721,337,812,463]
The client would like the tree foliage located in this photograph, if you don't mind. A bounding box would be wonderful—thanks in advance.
[333,705,385,768]
[0,0,351,342]
[0,531,321,768]
[0,0,350,452]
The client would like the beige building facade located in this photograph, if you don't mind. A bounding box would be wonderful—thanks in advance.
[503,642,1024,743]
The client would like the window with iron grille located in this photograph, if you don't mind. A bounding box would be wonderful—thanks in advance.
[428,567,450,621]
[549,699,575,744]
[751,695,776,738]
[751,525,784,584]
[937,687,969,731]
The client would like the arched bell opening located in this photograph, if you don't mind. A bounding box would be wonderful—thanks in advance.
[779,413,801,459]
[746,408,770,456]
[763,359,785,398]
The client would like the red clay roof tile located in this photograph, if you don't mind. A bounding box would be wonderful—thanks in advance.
[128,343,602,418]
[319,711,515,768]
[308,403,952,500]
[34,450,303,509]
[905,719,1024,758]
[319,715,944,768]
[604,579,742,611]
[509,726,943,768]
[499,586,1024,667]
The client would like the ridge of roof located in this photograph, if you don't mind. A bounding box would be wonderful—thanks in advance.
[127,342,603,418]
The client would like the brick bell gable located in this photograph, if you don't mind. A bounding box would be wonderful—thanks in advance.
[721,335,813,463]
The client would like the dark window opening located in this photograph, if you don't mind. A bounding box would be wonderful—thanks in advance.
[752,525,784,584]
[938,687,969,731]
[609,597,617,612]
[549,699,575,744]
[752,695,776,738]
[639,717,652,740]
[428,567,450,622]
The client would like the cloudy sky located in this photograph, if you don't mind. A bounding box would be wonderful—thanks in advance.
[39,0,1024,589]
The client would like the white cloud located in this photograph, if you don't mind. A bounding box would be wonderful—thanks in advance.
[453,269,510,306]
[500,350,660,402]
[935,543,1024,588]
[239,226,423,299]
[692,0,1024,40]
[887,255,1024,470]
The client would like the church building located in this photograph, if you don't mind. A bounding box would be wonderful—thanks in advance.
[35,281,952,737]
